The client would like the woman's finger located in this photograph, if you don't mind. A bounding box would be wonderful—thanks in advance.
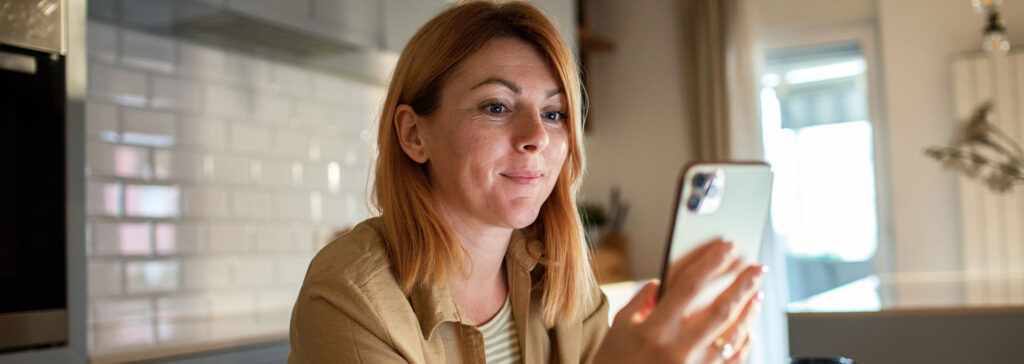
[712,290,763,359]
[613,281,660,326]
[725,330,753,364]
[688,264,766,343]
[657,240,738,317]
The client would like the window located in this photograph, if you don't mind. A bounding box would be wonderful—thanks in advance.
[760,43,882,306]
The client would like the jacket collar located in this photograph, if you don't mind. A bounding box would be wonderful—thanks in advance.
[409,228,542,340]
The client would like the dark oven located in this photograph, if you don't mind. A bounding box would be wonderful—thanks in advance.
[0,0,69,353]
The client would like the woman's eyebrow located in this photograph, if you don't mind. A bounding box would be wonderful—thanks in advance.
[470,78,564,98]
[471,78,522,94]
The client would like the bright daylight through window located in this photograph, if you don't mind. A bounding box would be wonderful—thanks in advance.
[760,44,881,308]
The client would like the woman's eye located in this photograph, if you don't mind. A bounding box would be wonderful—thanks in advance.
[485,104,507,114]
[543,111,567,121]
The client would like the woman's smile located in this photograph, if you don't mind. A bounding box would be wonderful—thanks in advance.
[499,169,544,185]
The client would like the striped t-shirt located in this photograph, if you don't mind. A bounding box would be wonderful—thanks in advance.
[477,298,522,364]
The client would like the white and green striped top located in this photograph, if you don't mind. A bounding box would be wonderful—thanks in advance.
[477,298,523,364]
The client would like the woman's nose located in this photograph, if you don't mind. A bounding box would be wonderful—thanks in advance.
[515,111,549,153]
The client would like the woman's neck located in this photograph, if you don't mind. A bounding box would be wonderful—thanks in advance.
[439,205,513,324]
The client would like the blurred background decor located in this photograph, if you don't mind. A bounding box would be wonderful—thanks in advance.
[926,102,1024,192]
[587,187,631,284]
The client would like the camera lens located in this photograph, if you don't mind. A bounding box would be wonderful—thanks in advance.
[687,195,701,211]
[693,173,708,188]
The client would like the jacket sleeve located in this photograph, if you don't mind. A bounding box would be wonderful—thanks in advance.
[580,285,611,364]
[288,277,408,364]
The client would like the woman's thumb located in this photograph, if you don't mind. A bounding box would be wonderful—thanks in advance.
[613,280,660,325]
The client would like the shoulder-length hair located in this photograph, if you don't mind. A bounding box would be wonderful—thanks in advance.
[371,1,594,326]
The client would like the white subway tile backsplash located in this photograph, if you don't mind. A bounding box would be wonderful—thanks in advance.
[253,94,291,122]
[321,195,347,223]
[232,190,272,218]
[303,163,329,190]
[93,298,153,324]
[86,102,120,142]
[156,295,209,320]
[91,222,152,256]
[122,108,176,147]
[318,139,346,162]
[275,193,310,220]
[207,291,257,317]
[295,102,330,125]
[205,84,250,116]
[120,29,176,73]
[125,184,181,218]
[87,21,118,63]
[327,161,341,193]
[234,257,274,287]
[181,187,229,218]
[311,73,347,104]
[86,16,390,353]
[89,63,147,107]
[309,191,322,222]
[254,225,288,252]
[275,255,313,285]
[257,288,299,314]
[86,143,152,179]
[202,154,248,184]
[220,53,266,86]
[253,159,292,186]
[155,223,205,255]
[273,129,309,157]
[230,123,272,153]
[182,257,232,290]
[273,64,309,96]
[87,182,123,217]
[154,150,202,181]
[207,224,251,253]
[92,322,155,350]
[347,193,369,223]
[156,320,210,345]
[152,76,203,110]
[125,260,180,294]
[179,117,226,148]
[178,42,226,77]
[255,225,312,253]
[88,261,124,297]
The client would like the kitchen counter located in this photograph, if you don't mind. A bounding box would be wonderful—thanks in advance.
[788,272,1024,363]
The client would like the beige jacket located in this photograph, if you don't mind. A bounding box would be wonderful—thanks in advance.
[288,217,610,363]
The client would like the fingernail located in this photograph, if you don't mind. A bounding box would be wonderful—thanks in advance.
[756,291,765,301]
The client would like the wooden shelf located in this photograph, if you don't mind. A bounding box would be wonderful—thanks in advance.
[578,26,615,52]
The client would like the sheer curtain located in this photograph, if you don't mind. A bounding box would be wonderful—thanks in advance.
[680,0,788,363]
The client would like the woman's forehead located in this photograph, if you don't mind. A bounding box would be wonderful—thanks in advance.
[445,37,560,91]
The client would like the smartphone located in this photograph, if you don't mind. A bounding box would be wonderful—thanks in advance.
[657,162,773,307]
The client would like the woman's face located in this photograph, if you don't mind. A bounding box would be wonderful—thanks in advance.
[420,37,569,231]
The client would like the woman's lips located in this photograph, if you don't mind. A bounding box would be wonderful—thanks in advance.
[500,170,543,185]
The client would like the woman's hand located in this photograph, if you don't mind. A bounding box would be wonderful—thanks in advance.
[592,239,766,364]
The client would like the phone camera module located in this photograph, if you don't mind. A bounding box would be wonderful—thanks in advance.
[707,185,718,196]
[686,195,702,211]
[693,173,709,188]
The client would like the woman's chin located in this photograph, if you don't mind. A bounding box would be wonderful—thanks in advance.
[502,209,542,230]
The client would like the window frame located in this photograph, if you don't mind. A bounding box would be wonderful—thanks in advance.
[757,21,896,300]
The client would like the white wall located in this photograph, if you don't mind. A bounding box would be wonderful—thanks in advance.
[581,0,692,279]
[877,0,1024,273]
[759,0,1024,274]
[759,0,875,29]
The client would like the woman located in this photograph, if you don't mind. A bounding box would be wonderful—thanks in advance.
[288,1,766,363]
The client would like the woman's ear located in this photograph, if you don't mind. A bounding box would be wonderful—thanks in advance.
[394,104,430,164]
